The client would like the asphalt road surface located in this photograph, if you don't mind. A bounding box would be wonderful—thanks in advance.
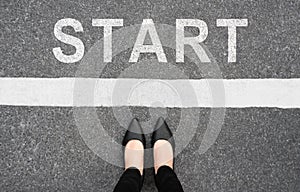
[1,0,299,191]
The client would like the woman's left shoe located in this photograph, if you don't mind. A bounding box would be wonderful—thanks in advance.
[122,118,146,147]
[122,118,145,190]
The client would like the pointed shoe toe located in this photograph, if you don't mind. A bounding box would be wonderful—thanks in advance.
[151,117,175,149]
[122,118,146,147]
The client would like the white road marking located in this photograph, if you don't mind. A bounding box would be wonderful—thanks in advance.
[0,78,299,108]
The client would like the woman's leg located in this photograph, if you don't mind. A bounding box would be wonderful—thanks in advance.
[113,167,142,192]
[153,140,184,192]
[155,165,184,192]
[113,140,144,192]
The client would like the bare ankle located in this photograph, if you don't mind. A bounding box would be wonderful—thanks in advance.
[153,140,173,174]
[125,140,144,175]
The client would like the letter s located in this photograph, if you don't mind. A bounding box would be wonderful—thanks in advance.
[53,18,84,63]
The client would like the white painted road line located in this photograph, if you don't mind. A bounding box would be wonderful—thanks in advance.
[0,78,299,108]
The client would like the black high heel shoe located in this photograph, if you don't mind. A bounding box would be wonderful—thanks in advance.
[122,118,145,190]
[122,118,146,147]
[151,117,175,150]
[151,117,176,189]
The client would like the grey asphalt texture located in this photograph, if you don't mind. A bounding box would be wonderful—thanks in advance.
[1,0,300,191]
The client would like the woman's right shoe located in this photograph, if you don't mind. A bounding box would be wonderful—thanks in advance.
[152,117,176,190]
[151,117,175,150]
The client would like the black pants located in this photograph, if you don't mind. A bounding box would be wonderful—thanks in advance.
[113,166,184,192]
